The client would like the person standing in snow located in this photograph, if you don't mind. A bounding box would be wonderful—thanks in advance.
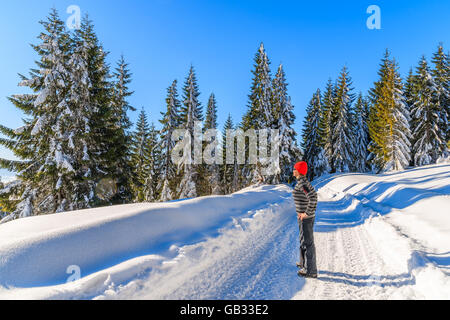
[292,161,318,278]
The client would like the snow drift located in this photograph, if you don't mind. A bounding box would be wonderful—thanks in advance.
[0,185,292,288]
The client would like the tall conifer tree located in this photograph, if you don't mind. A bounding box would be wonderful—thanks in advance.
[271,64,299,183]
[177,66,203,199]
[368,51,411,171]
[411,56,444,165]
[302,89,330,180]
[158,80,180,201]
[330,66,355,173]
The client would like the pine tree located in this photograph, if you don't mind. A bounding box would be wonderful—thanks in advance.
[330,66,355,173]
[204,93,218,130]
[0,9,76,219]
[389,58,412,171]
[404,68,417,166]
[319,79,335,161]
[431,44,449,152]
[110,55,135,203]
[242,43,273,130]
[177,66,203,199]
[130,109,157,202]
[242,43,273,185]
[158,80,180,202]
[221,114,235,194]
[75,15,118,205]
[302,89,330,180]
[411,56,444,165]
[143,122,160,202]
[203,93,221,195]
[368,51,411,171]
[353,93,370,172]
[271,64,299,183]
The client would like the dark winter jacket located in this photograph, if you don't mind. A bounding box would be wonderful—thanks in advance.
[292,175,318,219]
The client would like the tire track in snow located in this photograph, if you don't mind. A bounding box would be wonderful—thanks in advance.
[292,187,418,300]
[109,198,305,300]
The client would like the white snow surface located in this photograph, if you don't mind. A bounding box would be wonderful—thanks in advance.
[0,163,449,299]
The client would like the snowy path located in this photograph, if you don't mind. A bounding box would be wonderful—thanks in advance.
[109,164,450,300]
[0,164,449,299]
[101,198,304,299]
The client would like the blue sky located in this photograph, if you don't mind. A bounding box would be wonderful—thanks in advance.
[0,0,449,179]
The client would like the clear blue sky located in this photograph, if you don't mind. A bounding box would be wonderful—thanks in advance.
[0,0,449,180]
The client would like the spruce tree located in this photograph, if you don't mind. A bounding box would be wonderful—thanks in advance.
[330,66,355,173]
[143,122,160,202]
[368,51,411,171]
[431,45,449,151]
[242,43,273,185]
[353,93,370,172]
[221,114,235,194]
[319,79,335,161]
[203,93,221,195]
[404,68,417,166]
[110,55,135,203]
[130,109,153,202]
[411,56,444,165]
[177,66,203,199]
[158,80,180,201]
[75,16,119,205]
[242,43,273,130]
[389,58,412,171]
[0,9,75,219]
[302,89,330,180]
[271,64,299,183]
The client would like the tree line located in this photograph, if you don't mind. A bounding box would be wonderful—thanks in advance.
[0,9,448,222]
[302,47,449,180]
[0,10,301,222]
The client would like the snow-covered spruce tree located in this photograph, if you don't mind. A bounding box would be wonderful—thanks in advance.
[404,68,417,112]
[302,89,330,180]
[368,51,411,172]
[389,58,412,171]
[74,16,121,205]
[202,93,222,195]
[0,10,73,220]
[329,66,355,173]
[158,80,181,202]
[271,64,299,184]
[431,45,449,150]
[110,55,136,203]
[177,66,203,199]
[410,56,445,165]
[221,114,235,194]
[143,122,160,202]
[353,93,370,172]
[129,109,157,202]
[404,68,417,166]
[319,79,335,163]
[231,121,244,192]
[241,43,273,185]
[0,10,114,220]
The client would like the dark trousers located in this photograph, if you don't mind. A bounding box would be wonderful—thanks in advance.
[298,217,317,274]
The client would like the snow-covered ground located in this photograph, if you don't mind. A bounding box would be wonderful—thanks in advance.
[0,163,449,299]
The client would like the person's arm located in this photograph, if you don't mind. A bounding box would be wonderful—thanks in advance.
[305,181,318,216]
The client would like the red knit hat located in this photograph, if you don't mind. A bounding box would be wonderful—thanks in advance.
[294,161,308,176]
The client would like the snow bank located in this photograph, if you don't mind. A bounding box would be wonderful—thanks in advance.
[0,185,292,288]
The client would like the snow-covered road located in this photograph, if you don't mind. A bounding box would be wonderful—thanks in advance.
[1,164,449,299]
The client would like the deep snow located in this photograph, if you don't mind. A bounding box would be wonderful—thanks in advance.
[0,163,449,299]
